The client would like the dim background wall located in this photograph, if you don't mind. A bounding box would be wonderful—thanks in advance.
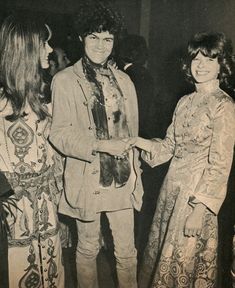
[148,0,235,135]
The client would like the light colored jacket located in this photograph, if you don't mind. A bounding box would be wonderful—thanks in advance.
[50,60,144,221]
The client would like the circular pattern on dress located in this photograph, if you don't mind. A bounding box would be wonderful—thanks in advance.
[170,262,180,277]
[159,262,169,274]
[195,278,207,288]
[177,275,189,287]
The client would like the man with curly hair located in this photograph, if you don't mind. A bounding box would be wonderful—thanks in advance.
[50,2,143,287]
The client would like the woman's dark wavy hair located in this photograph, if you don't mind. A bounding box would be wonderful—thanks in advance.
[73,1,123,40]
[0,13,51,121]
[182,32,234,90]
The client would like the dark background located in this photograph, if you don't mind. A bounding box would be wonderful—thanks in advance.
[2,0,235,131]
[0,1,234,287]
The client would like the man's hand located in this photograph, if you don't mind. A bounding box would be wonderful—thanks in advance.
[96,139,133,157]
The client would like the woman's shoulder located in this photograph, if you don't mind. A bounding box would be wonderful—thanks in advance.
[175,92,194,109]
[213,88,235,105]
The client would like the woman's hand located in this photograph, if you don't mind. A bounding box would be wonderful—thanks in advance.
[184,203,206,237]
[122,137,153,153]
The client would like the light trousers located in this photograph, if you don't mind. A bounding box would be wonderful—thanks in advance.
[76,208,137,288]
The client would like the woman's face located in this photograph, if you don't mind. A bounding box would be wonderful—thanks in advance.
[40,41,53,69]
[191,51,220,84]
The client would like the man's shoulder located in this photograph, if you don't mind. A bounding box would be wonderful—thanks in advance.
[53,66,74,84]
[111,66,132,81]
[53,60,83,83]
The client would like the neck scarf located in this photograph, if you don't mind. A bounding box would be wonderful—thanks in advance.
[82,56,131,188]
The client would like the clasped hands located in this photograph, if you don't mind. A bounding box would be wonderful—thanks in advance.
[113,137,138,159]
[97,137,137,159]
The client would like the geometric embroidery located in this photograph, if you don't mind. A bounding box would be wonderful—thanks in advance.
[47,238,58,287]
[7,118,34,160]
[40,198,53,232]
[19,244,41,288]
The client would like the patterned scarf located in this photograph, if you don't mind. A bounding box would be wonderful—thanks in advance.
[82,56,131,188]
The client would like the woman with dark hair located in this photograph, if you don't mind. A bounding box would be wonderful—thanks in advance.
[0,14,64,288]
[128,32,235,287]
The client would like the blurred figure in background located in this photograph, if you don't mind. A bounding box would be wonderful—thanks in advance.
[117,34,156,138]
[48,47,71,77]
[117,34,158,259]
[232,230,235,287]
[44,46,71,104]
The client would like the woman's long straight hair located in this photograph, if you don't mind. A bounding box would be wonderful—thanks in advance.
[0,13,51,121]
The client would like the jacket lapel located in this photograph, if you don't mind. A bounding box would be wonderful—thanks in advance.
[110,66,138,136]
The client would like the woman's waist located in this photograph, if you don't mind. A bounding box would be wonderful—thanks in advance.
[2,165,54,189]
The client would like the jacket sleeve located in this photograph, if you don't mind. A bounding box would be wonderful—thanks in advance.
[193,100,235,214]
[49,72,97,162]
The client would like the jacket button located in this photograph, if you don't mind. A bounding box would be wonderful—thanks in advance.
[88,126,92,130]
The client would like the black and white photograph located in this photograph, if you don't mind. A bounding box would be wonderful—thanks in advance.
[0,1,234,287]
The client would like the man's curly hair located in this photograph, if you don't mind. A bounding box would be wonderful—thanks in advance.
[74,1,124,38]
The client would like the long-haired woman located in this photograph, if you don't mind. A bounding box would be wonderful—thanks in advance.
[0,13,64,288]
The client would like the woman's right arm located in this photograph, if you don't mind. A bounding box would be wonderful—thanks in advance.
[135,113,177,168]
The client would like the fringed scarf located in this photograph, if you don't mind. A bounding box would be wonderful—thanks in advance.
[82,56,131,188]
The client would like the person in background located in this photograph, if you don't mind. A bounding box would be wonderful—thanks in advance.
[48,47,71,77]
[117,34,155,138]
[116,34,157,258]
[232,229,235,288]
[128,32,235,287]
[49,2,143,288]
[0,13,64,288]
[0,171,14,288]
[43,46,71,104]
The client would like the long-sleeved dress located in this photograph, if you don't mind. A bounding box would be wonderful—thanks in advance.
[0,102,64,288]
[139,80,235,288]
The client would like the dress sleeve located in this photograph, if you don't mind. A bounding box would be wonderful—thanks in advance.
[49,73,97,162]
[194,100,235,215]
[141,102,179,167]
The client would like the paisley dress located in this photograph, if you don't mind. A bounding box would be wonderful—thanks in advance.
[139,80,235,288]
[0,102,64,288]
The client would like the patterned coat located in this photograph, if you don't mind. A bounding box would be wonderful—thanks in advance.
[0,102,64,288]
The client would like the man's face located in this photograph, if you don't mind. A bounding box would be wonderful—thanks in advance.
[82,31,114,65]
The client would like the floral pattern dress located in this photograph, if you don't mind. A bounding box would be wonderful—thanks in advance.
[0,102,64,288]
[139,80,235,288]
